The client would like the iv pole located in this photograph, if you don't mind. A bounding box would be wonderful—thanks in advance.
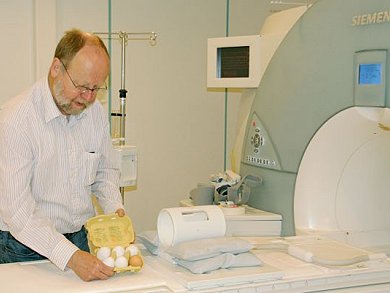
[95,31,157,203]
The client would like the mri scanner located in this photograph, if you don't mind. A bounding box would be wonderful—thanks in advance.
[4,0,390,291]
[238,0,390,245]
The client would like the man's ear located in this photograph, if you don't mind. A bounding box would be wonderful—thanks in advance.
[49,58,62,77]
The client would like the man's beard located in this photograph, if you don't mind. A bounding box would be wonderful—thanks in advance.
[53,81,92,116]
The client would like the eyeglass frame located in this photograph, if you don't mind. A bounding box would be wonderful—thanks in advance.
[59,59,107,95]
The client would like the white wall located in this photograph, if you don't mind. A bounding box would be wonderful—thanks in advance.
[0,0,271,232]
[0,0,35,105]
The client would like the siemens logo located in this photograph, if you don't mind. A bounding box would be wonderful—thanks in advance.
[352,11,390,26]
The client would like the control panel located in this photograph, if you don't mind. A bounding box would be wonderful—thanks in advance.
[243,112,281,170]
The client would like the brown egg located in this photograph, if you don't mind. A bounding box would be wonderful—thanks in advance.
[129,255,143,267]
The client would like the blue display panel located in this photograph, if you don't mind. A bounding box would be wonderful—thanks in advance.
[358,63,382,85]
[354,50,386,106]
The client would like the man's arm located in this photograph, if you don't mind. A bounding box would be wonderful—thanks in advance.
[90,109,125,213]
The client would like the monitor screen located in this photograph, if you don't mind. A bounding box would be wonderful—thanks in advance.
[358,63,382,85]
[217,46,250,78]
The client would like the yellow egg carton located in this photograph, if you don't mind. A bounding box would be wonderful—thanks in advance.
[85,213,143,273]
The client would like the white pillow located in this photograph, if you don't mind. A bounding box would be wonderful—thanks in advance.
[166,237,254,261]
[175,252,262,274]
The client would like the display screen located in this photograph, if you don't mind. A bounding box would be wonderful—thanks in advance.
[358,63,382,85]
[217,46,250,78]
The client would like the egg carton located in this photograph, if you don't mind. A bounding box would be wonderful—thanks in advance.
[85,213,143,272]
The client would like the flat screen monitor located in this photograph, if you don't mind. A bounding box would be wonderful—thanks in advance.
[358,63,382,85]
[207,35,261,88]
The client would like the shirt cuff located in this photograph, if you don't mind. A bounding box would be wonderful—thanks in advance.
[50,237,80,271]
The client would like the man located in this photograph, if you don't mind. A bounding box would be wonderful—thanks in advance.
[0,28,124,281]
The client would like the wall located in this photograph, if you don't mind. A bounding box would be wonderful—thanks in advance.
[0,0,35,105]
[107,0,269,231]
[0,0,270,232]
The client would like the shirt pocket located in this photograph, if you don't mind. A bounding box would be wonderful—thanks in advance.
[83,152,101,186]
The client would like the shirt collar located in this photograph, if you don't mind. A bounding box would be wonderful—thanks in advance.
[42,78,87,124]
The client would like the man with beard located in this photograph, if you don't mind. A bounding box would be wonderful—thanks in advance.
[0,28,125,281]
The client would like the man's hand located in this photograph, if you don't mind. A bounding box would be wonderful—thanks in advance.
[115,208,125,217]
[67,250,114,281]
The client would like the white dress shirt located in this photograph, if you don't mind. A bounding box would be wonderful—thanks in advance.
[0,77,123,270]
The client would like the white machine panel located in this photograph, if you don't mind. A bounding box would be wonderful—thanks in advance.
[223,205,282,237]
[180,199,282,236]
[113,145,137,187]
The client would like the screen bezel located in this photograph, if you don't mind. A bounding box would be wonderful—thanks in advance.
[207,35,261,88]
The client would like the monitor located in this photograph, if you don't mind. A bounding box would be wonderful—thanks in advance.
[207,35,261,88]
[358,63,382,85]
[354,49,386,106]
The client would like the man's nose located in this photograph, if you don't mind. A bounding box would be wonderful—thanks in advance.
[81,89,96,101]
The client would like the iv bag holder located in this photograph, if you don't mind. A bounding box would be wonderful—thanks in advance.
[94,31,157,202]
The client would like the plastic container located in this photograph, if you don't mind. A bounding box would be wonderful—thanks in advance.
[85,213,143,272]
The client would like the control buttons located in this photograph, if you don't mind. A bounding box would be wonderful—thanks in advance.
[251,128,265,151]
[246,155,276,168]
[253,133,261,148]
[245,113,280,171]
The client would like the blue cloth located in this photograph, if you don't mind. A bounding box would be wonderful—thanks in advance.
[0,228,89,264]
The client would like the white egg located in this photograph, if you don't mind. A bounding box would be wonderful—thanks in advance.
[112,245,125,257]
[96,246,111,261]
[115,255,128,268]
[125,244,139,256]
[103,256,115,267]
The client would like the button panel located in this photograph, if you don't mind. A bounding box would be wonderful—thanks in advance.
[243,112,281,170]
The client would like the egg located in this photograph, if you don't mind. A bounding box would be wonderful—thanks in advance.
[103,256,115,267]
[96,246,111,261]
[115,255,128,268]
[125,244,139,256]
[129,255,143,267]
[112,245,125,257]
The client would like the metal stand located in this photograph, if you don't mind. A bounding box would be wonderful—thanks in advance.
[95,31,157,203]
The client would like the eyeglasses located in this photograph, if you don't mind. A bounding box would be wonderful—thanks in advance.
[59,59,107,95]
